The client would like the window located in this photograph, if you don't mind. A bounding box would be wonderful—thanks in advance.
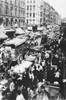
[33,13,35,17]
[0,7,1,14]
[33,0,35,3]
[30,13,32,17]
[40,19,42,23]
[33,19,35,24]
[30,0,32,3]
[30,19,31,22]
[10,5,13,15]
[27,5,29,10]
[11,5,13,10]
[10,0,12,4]
[5,4,8,15]
[41,5,43,9]
[27,0,29,3]
[33,5,35,10]
[27,13,29,17]
[21,10,22,14]
[18,1,20,7]
[27,19,28,24]
[19,9,20,16]
[33,19,35,22]
[15,0,17,6]
[40,12,43,17]
[0,4,2,14]
[23,10,25,16]
[30,5,32,10]
[15,8,17,16]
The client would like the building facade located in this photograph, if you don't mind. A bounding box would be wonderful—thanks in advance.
[25,0,42,27]
[55,12,61,25]
[43,1,51,25]
[0,0,25,27]
[43,1,61,26]
[40,0,44,26]
[25,0,61,27]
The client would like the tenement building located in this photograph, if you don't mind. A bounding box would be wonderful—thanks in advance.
[0,0,25,27]
[25,0,61,29]
[25,0,42,28]
[43,1,61,26]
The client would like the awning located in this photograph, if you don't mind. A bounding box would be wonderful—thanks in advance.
[4,37,28,47]
[13,61,33,73]
[5,29,15,38]
[15,28,25,35]
[0,27,8,39]
[5,28,15,33]
[0,33,8,39]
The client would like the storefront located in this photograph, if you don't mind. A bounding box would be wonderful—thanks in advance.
[3,38,28,64]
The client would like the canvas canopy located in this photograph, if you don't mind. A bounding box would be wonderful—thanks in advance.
[5,29,15,33]
[15,28,25,35]
[13,61,32,73]
[0,33,8,39]
[4,38,28,47]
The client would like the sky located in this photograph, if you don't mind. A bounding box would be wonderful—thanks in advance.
[44,0,66,18]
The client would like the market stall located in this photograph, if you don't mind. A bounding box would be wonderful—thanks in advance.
[0,33,8,40]
[44,84,60,98]
[0,31,8,46]
[3,37,28,68]
[15,28,25,35]
[12,61,33,74]
[5,29,15,39]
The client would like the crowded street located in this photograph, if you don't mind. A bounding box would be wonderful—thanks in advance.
[0,22,66,100]
[0,0,66,100]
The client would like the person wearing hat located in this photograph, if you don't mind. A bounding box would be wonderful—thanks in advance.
[16,89,25,100]
[45,52,50,59]
[52,54,59,67]
[33,66,39,87]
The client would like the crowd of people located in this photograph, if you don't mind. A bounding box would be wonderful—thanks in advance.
[0,24,66,100]
[0,34,65,100]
